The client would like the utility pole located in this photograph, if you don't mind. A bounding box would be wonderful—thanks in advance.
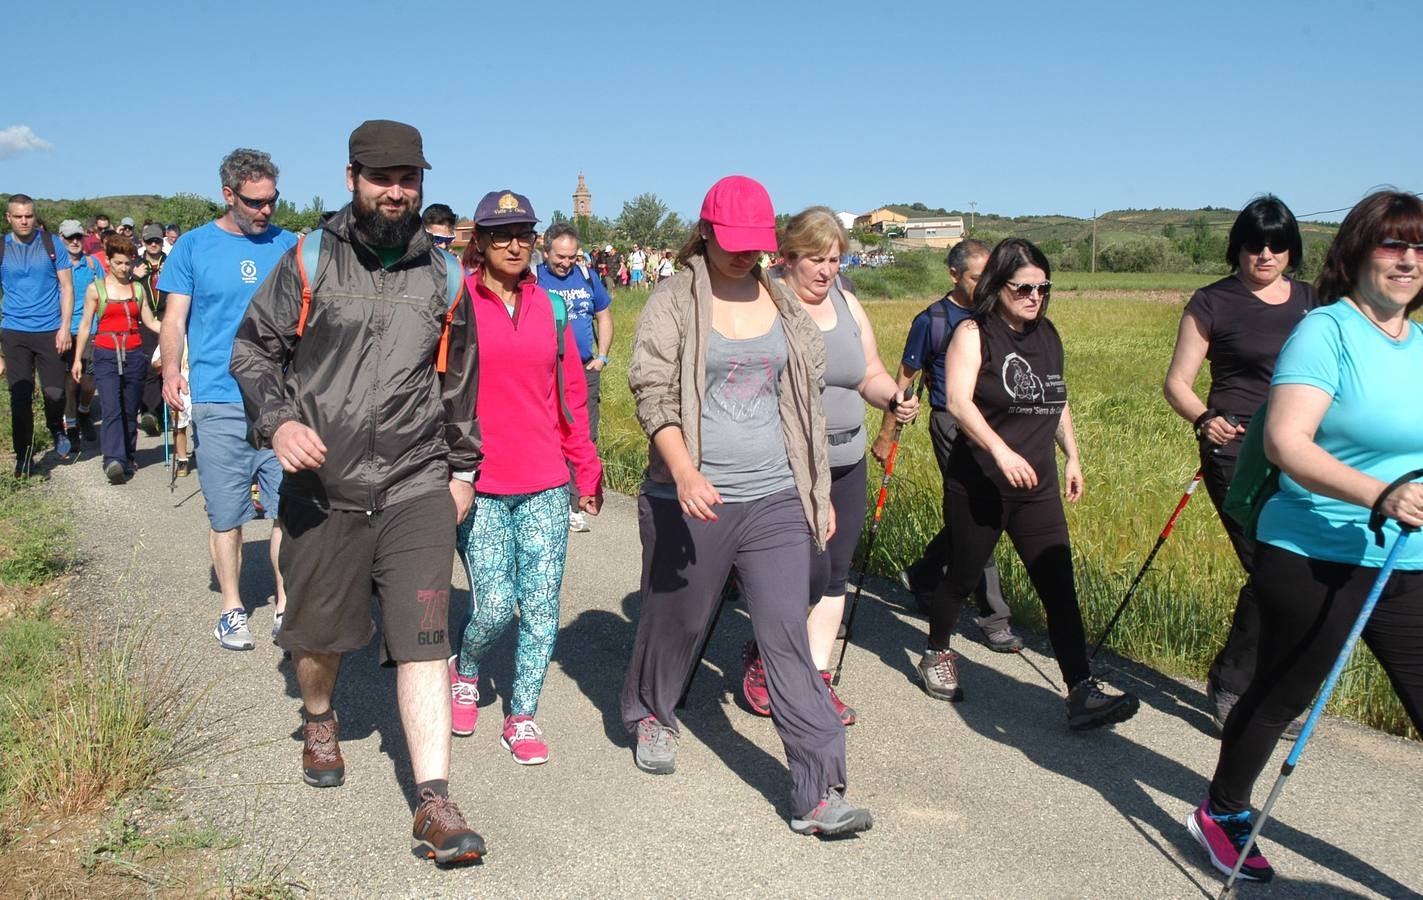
[969,201,977,232]
[1091,208,1097,274]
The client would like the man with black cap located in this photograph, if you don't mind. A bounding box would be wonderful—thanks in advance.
[134,223,168,434]
[230,119,486,865]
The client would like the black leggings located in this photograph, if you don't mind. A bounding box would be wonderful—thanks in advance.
[1209,542,1423,814]
[809,458,868,598]
[2,328,66,461]
[928,475,1090,688]
[1199,446,1262,696]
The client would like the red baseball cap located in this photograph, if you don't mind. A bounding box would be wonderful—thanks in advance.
[700,175,777,253]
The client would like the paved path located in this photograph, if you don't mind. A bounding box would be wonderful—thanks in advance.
[49,432,1423,898]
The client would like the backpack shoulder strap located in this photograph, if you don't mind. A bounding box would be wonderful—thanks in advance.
[294,230,324,337]
[93,276,109,322]
[41,231,58,270]
[434,248,466,374]
[927,296,952,359]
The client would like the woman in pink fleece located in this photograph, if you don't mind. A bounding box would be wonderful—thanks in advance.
[449,190,603,765]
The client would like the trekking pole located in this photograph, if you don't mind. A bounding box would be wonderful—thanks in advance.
[164,403,175,493]
[1218,474,1419,898]
[832,377,921,686]
[1089,470,1203,661]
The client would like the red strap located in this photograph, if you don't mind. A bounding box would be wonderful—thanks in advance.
[295,234,312,337]
[435,282,464,374]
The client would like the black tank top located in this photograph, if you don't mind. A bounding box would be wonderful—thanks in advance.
[949,313,1067,497]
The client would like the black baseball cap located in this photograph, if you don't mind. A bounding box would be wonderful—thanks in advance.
[348,119,431,170]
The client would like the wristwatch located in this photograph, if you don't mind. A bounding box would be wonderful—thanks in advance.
[597,354,609,365]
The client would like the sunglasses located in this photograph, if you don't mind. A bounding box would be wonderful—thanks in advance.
[62,234,84,242]
[1243,238,1290,255]
[144,238,163,245]
[486,229,537,249]
[233,190,279,211]
[1374,238,1423,259]
[427,233,456,247]
[1006,280,1051,300]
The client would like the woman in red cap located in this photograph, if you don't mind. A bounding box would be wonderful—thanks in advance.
[621,175,872,836]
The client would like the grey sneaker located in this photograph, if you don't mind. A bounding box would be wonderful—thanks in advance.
[633,716,677,774]
[979,623,1024,653]
[214,608,255,651]
[790,788,874,836]
[568,510,591,533]
[1066,677,1139,730]
[917,649,964,702]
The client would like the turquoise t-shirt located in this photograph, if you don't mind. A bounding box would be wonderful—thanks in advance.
[156,221,296,403]
[69,255,105,335]
[1257,301,1423,569]
[1,231,73,332]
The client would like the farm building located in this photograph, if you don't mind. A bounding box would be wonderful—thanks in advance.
[853,207,909,232]
[900,216,965,249]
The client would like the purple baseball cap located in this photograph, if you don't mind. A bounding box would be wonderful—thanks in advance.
[472,190,538,227]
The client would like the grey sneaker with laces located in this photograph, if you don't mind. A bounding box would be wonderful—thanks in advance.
[917,648,964,702]
[1066,677,1139,730]
[633,716,678,774]
[790,788,874,836]
[979,622,1024,653]
[214,608,255,651]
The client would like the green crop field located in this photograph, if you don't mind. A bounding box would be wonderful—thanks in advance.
[594,280,1418,739]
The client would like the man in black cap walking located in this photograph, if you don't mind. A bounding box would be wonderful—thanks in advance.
[231,119,486,865]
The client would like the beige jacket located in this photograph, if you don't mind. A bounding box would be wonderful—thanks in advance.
[627,253,831,548]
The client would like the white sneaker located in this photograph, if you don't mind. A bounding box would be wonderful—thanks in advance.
[214,609,255,651]
[569,510,591,533]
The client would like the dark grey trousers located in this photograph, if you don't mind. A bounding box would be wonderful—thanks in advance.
[621,488,847,818]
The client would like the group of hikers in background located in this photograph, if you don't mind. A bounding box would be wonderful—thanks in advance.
[2,120,1420,884]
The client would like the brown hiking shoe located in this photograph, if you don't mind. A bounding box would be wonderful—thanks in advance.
[302,713,345,788]
[412,789,486,864]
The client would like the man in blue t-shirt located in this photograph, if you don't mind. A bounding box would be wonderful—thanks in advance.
[537,222,612,532]
[57,219,104,447]
[869,238,1021,651]
[158,148,297,652]
[2,194,75,474]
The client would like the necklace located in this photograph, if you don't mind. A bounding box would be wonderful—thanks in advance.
[1347,297,1407,340]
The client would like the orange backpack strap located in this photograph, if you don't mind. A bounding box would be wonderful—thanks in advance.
[434,248,465,374]
[294,231,323,337]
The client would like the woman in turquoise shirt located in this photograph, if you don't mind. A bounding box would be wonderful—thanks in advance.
[1188,190,1423,884]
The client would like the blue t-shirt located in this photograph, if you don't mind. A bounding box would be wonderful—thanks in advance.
[1,231,73,332]
[68,255,105,335]
[536,262,612,362]
[1258,302,1423,570]
[157,221,296,403]
[901,294,976,410]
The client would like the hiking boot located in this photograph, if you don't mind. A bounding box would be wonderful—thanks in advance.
[917,648,964,702]
[214,608,255,651]
[104,460,126,484]
[1066,677,1140,730]
[65,425,80,453]
[568,510,591,532]
[77,412,97,442]
[1186,799,1273,883]
[175,457,191,477]
[821,671,857,725]
[1281,714,1306,742]
[138,411,160,437]
[301,713,345,788]
[53,430,71,458]
[741,641,771,716]
[412,788,485,864]
[501,715,549,765]
[790,788,874,836]
[979,622,1024,653]
[633,716,677,775]
[449,657,479,737]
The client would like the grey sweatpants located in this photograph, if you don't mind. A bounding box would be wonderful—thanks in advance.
[621,488,847,818]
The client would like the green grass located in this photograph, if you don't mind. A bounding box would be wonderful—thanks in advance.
[599,284,1418,738]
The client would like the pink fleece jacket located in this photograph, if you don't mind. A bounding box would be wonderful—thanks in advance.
[465,270,602,498]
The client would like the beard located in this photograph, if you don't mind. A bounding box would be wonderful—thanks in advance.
[351,189,421,248]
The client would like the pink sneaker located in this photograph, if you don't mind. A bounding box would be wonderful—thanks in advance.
[448,656,479,737]
[1186,799,1274,883]
[821,671,857,725]
[501,714,549,765]
[741,641,771,716]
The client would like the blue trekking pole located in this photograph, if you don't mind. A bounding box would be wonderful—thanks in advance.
[1218,469,1422,898]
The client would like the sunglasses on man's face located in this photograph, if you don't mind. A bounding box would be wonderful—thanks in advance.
[1243,238,1290,255]
[427,233,456,247]
[63,234,84,242]
[1374,238,1423,260]
[1006,280,1051,300]
[233,190,279,211]
[145,238,163,245]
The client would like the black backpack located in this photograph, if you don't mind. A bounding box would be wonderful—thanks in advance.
[0,228,59,272]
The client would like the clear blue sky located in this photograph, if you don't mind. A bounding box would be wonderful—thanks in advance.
[2,0,1415,223]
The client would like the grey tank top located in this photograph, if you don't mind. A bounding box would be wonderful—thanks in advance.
[820,280,868,467]
[698,317,796,501]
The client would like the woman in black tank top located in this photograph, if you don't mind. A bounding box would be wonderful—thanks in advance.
[918,238,1141,731]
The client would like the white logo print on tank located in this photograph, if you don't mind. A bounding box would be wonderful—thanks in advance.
[1001,352,1065,416]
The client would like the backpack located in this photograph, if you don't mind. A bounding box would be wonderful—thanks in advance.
[1222,401,1278,541]
[293,230,465,372]
[923,294,975,393]
[0,228,60,274]
[91,277,148,341]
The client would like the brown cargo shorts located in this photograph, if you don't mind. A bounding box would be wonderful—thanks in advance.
[277,490,456,665]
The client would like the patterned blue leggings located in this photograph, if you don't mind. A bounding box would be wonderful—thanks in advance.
[455,486,569,716]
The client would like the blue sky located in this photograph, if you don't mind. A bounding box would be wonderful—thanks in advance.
[2,0,1415,223]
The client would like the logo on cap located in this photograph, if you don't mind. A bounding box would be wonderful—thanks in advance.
[497,194,524,215]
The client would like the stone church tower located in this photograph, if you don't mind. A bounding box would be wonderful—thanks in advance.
[572,172,592,217]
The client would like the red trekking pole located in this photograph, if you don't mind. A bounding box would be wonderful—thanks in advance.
[831,378,920,686]
[1089,470,1203,660]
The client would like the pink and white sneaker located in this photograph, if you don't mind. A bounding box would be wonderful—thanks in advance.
[501,714,550,765]
[741,641,771,716]
[449,656,479,737]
